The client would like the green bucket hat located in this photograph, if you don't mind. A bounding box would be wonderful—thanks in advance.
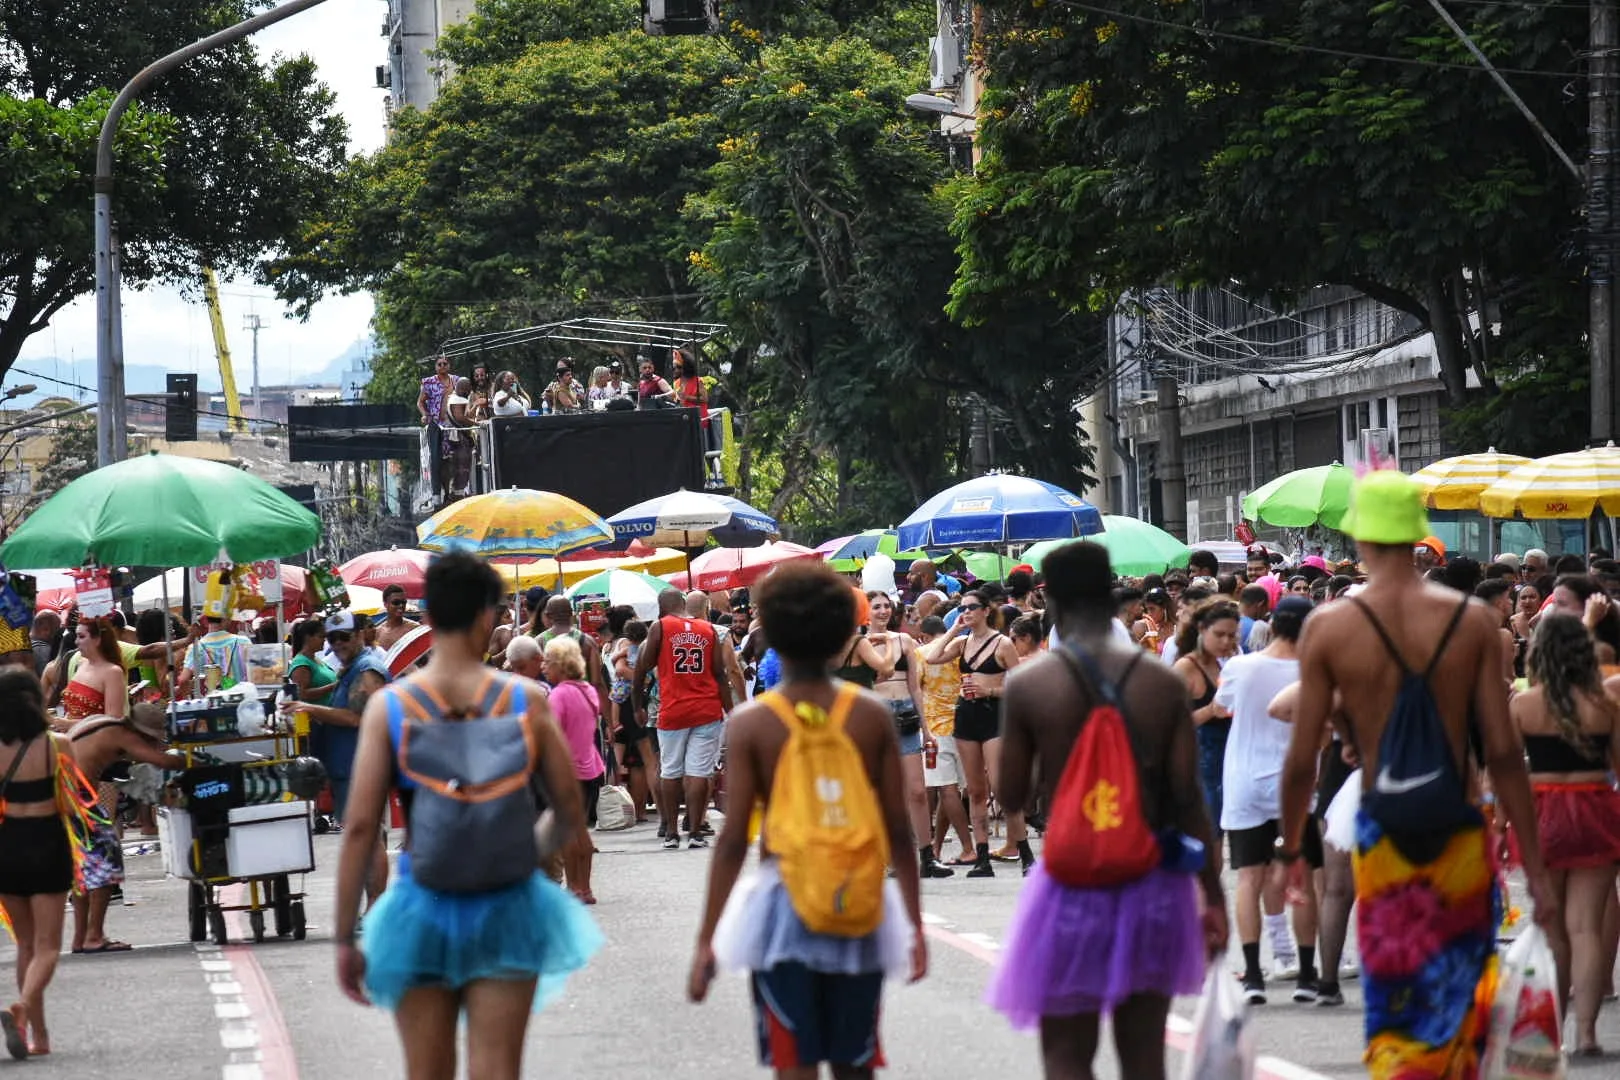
[1339,470,1431,545]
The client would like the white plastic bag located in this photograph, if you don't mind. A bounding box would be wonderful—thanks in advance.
[1179,966,1255,1080]
[1483,926,1566,1080]
[594,784,636,831]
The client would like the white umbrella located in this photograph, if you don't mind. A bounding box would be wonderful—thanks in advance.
[565,569,676,620]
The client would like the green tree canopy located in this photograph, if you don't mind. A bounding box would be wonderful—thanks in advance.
[952,0,1588,447]
[0,0,349,374]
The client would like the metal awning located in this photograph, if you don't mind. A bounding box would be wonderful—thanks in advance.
[436,318,726,362]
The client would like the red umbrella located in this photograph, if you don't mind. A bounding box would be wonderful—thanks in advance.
[690,542,821,592]
[339,547,434,600]
[663,570,691,591]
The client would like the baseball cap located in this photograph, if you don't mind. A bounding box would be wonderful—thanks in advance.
[1300,555,1330,573]
[1339,470,1431,545]
[324,611,357,635]
[1273,595,1315,621]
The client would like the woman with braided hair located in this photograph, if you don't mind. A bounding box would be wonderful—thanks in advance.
[1511,611,1620,1056]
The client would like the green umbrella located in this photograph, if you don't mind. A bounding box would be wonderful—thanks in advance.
[1240,463,1354,530]
[0,451,321,570]
[1024,516,1192,578]
[827,529,931,573]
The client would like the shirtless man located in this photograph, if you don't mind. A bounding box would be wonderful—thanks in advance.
[990,541,1225,1080]
[373,585,419,652]
[67,705,181,953]
[1279,470,1556,1080]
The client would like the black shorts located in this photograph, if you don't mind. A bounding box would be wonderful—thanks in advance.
[1316,740,1354,811]
[1228,817,1324,871]
[581,773,604,828]
[953,698,1000,743]
[0,815,74,896]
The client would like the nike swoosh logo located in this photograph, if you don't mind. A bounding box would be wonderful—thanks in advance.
[1375,767,1442,795]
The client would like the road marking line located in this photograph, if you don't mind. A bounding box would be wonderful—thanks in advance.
[220,884,301,1080]
[923,913,1334,1080]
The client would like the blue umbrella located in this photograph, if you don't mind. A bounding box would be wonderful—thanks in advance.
[896,474,1103,550]
[604,488,778,549]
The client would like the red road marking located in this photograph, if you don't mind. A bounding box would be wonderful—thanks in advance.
[923,916,1330,1080]
[220,883,302,1079]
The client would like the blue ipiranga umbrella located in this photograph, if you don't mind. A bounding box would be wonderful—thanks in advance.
[897,474,1103,551]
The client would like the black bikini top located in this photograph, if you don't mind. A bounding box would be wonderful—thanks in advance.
[1523,733,1611,773]
[959,634,1006,677]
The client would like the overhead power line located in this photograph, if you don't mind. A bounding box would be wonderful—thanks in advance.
[1050,0,1588,79]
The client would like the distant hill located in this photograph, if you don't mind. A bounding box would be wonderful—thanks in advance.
[10,337,374,404]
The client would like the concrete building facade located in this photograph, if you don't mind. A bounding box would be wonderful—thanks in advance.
[381,0,476,115]
[1086,286,1461,545]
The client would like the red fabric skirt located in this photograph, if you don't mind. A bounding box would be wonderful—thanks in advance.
[1510,782,1620,871]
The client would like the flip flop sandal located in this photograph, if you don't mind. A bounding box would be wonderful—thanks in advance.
[1,1006,27,1060]
[78,941,133,954]
[948,853,979,866]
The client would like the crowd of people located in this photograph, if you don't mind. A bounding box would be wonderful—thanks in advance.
[414,352,720,505]
[8,468,1620,1078]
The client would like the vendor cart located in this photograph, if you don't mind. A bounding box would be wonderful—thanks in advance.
[156,688,322,945]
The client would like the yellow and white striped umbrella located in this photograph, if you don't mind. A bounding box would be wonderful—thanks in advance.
[1411,449,1531,511]
[1478,444,1620,519]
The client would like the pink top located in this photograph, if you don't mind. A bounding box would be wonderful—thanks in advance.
[549,680,605,781]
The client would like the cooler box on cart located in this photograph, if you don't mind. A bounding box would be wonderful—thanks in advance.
[158,801,316,881]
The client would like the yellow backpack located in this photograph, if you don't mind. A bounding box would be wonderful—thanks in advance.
[758,683,890,938]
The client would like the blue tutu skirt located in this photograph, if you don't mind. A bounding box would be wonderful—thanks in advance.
[986,863,1206,1030]
[361,866,603,1012]
[712,860,913,979]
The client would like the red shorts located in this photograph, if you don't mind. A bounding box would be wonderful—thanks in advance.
[1509,783,1620,870]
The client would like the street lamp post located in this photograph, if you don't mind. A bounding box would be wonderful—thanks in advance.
[95,0,334,469]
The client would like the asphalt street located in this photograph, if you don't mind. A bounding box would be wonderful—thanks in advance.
[3,821,1618,1079]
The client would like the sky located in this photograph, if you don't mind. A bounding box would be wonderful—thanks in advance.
[17,1,389,397]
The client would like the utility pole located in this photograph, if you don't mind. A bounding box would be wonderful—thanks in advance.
[243,312,263,420]
[1593,0,1618,445]
[94,0,333,468]
[1157,373,1187,541]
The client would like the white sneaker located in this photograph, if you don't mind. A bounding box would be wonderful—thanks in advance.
[1271,944,1300,981]
[1339,960,1360,981]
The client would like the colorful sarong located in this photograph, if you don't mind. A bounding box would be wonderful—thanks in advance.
[1353,807,1500,1080]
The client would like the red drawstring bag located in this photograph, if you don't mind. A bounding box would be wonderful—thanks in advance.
[1043,648,1160,888]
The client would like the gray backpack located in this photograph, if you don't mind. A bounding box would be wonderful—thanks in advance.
[386,673,539,893]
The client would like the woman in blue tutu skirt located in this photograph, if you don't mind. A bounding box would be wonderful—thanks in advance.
[333,554,601,1080]
[989,542,1228,1080]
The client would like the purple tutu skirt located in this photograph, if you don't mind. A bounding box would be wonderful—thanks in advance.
[987,863,1206,1029]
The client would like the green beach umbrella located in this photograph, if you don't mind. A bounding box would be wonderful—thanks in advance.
[1240,463,1354,530]
[1024,516,1192,578]
[1,451,320,569]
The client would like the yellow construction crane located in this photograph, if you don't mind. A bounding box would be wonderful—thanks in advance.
[201,267,246,432]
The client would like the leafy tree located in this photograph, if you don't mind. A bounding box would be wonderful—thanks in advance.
[953,0,1588,442]
[0,0,348,374]
[271,26,738,399]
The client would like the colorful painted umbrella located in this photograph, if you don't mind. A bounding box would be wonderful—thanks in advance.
[820,529,934,573]
[384,623,434,677]
[416,488,613,557]
[605,489,777,549]
[815,534,857,559]
[566,569,678,619]
[1411,449,1533,512]
[0,451,320,570]
[1024,516,1192,578]
[490,548,689,592]
[896,474,1103,550]
[690,541,821,591]
[1240,463,1355,530]
[339,547,435,600]
[1478,444,1620,519]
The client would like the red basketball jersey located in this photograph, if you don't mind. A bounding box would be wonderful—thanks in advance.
[656,615,722,730]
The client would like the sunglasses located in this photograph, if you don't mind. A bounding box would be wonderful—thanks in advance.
[961,603,985,612]
[327,631,353,643]
[388,598,408,607]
